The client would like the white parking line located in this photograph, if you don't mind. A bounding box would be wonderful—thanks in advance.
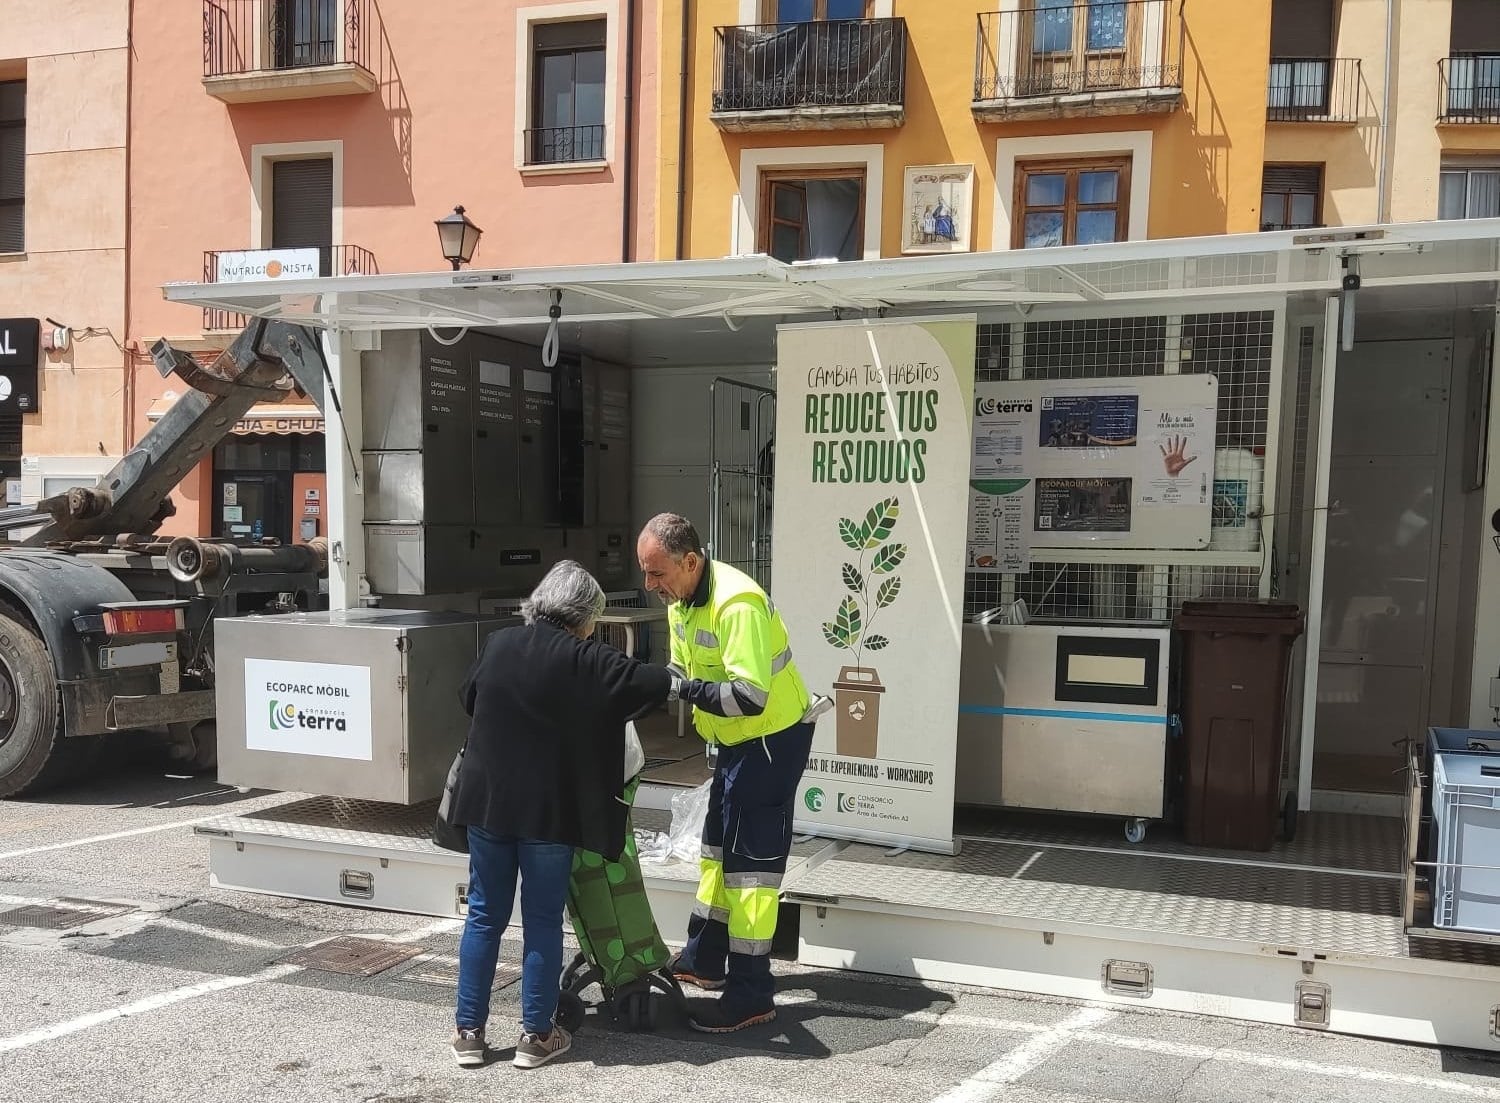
[0,816,222,861]
[1075,1029,1500,1099]
[0,915,462,1055]
[929,1006,1117,1103]
[0,963,305,1054]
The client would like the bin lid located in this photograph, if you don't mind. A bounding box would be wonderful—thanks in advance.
[1173,599,1305,634]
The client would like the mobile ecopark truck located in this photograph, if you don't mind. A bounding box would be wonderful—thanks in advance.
[165,219,1500,1051]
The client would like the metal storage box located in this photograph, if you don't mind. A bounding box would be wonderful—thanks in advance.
[216,609,516,804]
[1432,750,1500,935]
[955,622,1170,828]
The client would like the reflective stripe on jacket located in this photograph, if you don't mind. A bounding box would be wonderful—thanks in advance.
[668,560,809,745]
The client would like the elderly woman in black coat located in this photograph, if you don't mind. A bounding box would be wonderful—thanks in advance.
[448,560,677,1071]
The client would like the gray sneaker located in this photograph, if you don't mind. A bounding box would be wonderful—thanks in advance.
[513,1024,573,1069]
[452,1027,485,1067]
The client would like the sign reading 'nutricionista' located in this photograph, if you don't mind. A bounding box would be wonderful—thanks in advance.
[805,361,943,484]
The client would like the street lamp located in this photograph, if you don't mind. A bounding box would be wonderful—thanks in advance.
[435,205,483,270]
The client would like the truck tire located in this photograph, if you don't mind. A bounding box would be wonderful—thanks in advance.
[0,609,97,798]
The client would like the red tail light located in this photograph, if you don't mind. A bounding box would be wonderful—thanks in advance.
[102,608,184,636]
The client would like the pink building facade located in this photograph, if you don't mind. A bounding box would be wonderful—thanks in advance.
[128,0,658,538]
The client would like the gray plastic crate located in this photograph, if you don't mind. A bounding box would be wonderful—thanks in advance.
[1432,751,1500,935]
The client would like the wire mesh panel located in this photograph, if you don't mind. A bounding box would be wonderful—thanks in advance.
[966,310,1279,625]
[709,377,776,591]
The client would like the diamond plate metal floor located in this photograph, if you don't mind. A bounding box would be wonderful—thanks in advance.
[953,807,1402,874]
[201,797,834,888]
[790,831,1500,968]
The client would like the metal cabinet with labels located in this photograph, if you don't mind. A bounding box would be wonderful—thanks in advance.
[216,609,518,804]
[956,622,1172,841]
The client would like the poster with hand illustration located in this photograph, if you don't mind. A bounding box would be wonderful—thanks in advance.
[969,375,1218,555]
[774,316,976,855]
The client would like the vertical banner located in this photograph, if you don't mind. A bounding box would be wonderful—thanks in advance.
[774,316,976,855]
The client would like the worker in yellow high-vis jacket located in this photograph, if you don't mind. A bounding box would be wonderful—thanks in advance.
[637,512,826,1033]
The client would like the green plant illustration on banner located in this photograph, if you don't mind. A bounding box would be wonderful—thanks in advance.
[823,497,905,760]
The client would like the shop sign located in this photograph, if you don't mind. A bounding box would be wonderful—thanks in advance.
[0,318,40,414]
[214,248,321,284]
[774,316,976,855]
[232,412,326,436]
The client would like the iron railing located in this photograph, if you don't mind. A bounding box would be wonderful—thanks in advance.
[974,1,1182,102]
[200,244,377,331]
[1267,57,1360,122]
[1439,55,1500,123]
[712,18,907,114]
[203,0,375,79]
[524,124,607,166]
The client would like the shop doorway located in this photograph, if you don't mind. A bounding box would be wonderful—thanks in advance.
[1314,339,1453,794]
[212,433,325,544]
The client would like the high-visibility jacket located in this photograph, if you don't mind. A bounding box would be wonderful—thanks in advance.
[668,561,810,745]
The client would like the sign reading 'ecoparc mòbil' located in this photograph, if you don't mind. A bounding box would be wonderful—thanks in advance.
[244,657,373,761]
[774,316,976,856]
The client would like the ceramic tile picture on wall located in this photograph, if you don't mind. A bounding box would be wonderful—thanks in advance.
[902,164,975,255]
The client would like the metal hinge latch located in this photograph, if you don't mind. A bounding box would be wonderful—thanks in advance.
[1295,981,1330,1028]
[1101,959,1153,998]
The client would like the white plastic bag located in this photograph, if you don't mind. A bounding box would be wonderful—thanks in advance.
[667,778,713,863]
[634,829,673,864]
[623,720,645,783]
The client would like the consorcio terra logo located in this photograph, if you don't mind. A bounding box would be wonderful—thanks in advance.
[804,787,825,812]
[837,793,858,814]
[270,701,298,731]
[268,699,348,732]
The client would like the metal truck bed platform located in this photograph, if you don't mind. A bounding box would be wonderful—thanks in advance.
[195,794,839,942]
[196,796,1500,1052]
[789,811,1500,1053]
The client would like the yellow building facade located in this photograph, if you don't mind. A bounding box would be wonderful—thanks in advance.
[656,0,1274,264]
[657,0,1500,264]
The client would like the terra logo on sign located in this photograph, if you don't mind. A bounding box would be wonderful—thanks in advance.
[268,699,348,732]
[837,793,858,814]
[804,787,826,812]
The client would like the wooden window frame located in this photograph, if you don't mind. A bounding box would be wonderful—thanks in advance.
[760,0,873,23]
[1012,155,1131,250]
[1260,162,1323,232]
[757,167,867,262]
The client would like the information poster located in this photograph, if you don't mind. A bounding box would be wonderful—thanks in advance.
[774,316,976,855]
[969,375,1218,555]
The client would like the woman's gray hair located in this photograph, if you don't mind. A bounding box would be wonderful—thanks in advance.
[521,560,607,630]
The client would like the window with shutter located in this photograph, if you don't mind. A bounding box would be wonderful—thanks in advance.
[270,158,333,273]
[0,81,24,254]
[1260,164,1322,232]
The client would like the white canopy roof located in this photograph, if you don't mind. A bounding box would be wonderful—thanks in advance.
[162,220,1500,366]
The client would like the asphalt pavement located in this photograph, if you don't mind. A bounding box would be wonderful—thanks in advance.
[3,755,1500,1103]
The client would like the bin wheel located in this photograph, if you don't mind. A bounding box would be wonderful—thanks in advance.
[614,990,654,1030]
[1279,792,1298,843]
[1124,819,1148,844]
[555,990,586,1033]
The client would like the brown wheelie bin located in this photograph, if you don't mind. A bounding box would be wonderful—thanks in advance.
[1173,600,1305,851]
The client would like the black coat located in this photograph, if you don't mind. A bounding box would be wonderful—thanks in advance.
[450,619,671,860]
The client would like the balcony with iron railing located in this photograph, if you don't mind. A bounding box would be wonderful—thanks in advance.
[710,18,907,132]
[1267,57,1361,124]
[973,1,1183,122]
[524,124,608,168]
[200,245,377,332]
[1439,55,1500,124]
[202,0,379,104]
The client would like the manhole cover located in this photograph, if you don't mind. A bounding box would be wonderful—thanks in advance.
[278,936,422,977]
[0,898,133,930]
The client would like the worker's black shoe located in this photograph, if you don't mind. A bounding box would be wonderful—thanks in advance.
[665,953,725,992]
[687,998,776,1033]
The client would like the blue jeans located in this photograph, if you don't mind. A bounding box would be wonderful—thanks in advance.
[455,827,574,1036]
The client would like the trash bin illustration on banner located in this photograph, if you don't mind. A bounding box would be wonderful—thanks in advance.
[822,496,905,761]
[833,666,885,759]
